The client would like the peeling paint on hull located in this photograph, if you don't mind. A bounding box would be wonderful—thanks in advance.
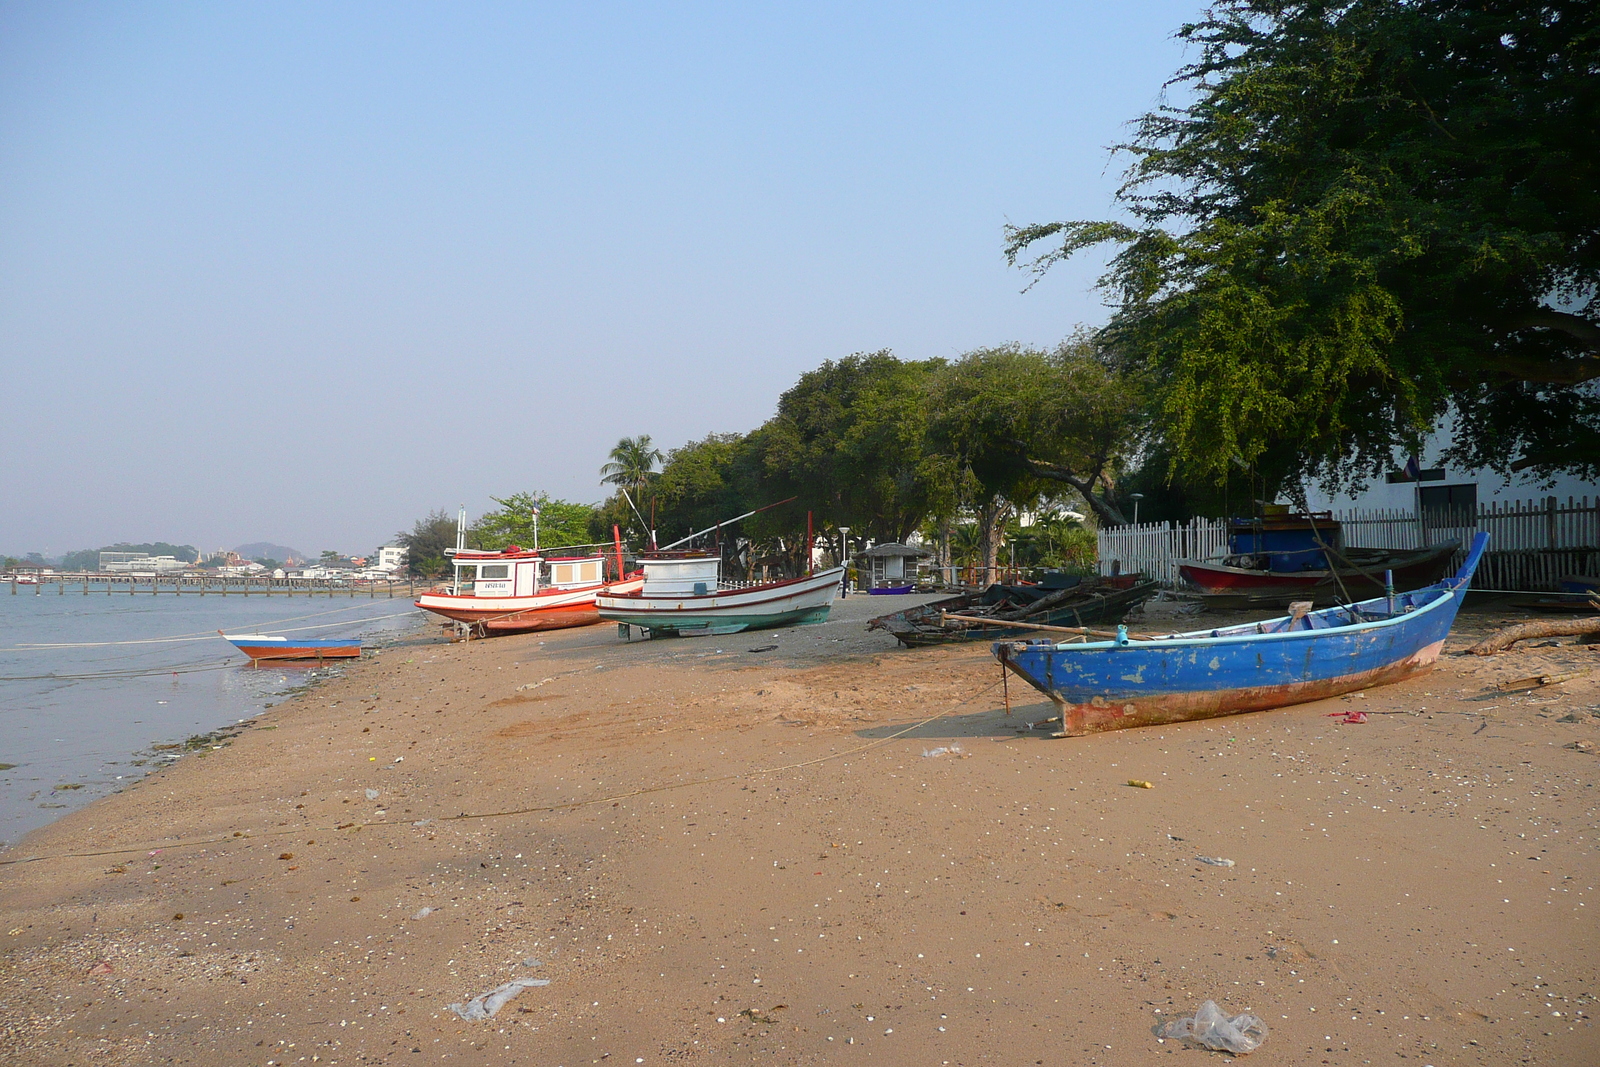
[1021,640,1444,735]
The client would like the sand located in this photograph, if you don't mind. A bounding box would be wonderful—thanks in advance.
[1,594,1596,1066]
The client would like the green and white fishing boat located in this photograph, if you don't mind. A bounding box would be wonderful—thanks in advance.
[596,554,843,637]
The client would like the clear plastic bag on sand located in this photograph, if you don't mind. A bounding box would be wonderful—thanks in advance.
[448,977,550,1021]
[1159,1000,1268,1054]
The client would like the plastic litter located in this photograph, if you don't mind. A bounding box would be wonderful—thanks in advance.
[412,907,434,919]
[1159,1000,1267,1054]
[1127,779,1154,789]
[920,744,965,759]
[448,977,551,1021]
[365,788,379,800]
[1195,855,1236,868]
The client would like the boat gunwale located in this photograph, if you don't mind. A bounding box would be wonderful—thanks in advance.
[597,566,844,606]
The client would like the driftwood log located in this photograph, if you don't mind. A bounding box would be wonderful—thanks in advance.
[1467,616,1600,655]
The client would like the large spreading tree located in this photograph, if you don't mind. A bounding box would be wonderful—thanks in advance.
[1006,0,1599,491]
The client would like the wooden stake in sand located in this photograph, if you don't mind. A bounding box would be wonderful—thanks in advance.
[1495,669,1592,692]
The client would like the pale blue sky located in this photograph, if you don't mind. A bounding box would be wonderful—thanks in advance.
[0,1,1206,556]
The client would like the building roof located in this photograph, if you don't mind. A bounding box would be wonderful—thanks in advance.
[855,542,929,558]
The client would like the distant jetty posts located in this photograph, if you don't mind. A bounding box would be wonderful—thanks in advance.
[6,563,416,598]
[4,547,417,597]
[4,570,415,598]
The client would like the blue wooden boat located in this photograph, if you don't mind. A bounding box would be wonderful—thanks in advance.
[993,533,1488,737]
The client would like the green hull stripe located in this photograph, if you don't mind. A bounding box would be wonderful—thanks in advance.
[600,607,831,634]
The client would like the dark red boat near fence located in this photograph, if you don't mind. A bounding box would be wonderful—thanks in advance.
[1177,512,1460,599]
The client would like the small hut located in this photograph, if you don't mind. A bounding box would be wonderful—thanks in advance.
[855,542,930,594]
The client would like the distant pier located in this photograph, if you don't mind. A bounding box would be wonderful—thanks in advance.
[5,573,417,598]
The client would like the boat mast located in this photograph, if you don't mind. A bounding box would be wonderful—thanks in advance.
[451,505,467,595]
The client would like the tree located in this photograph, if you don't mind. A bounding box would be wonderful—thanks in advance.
[1006,0,1600,493]
[599,435,664,498]
[760,352,957,543]
[472,493,596,552]
[396,509,464,578]
[929,342,1144,526]
[649,433,753,544]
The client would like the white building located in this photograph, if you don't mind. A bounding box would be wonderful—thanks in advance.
[1305,429,1596,516]
[375,545,408,573]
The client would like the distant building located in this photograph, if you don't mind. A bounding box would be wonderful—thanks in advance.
[100,552,187,575]
[376,545,407,572]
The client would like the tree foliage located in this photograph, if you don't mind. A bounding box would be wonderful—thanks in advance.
[472,493,596,553]
[1007,0,1600,490]
[599,435,664,497]
[929,339,1146,527]
[761,352,956,542]
[396,509,464,578]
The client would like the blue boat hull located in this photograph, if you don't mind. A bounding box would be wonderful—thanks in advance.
[995,534,1488,735]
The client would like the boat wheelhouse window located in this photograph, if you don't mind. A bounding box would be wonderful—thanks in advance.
[550,559,602,586]
[479,564,510,579]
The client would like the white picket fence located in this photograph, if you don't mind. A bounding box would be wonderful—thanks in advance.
[1098,496,1600,591]
[1097,517,1230,587]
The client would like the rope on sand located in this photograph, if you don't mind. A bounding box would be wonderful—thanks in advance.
[0,677,1006,867]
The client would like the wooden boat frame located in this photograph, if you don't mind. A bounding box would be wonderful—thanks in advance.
[868,578,1159,648]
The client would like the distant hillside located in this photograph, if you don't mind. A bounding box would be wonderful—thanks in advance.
[234,542,303,563]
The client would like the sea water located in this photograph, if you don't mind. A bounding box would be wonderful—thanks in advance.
[0,585,434,848]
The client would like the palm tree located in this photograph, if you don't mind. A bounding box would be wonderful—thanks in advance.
[600,435,664,496]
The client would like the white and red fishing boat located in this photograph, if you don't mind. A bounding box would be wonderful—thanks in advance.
[415,545,642,636]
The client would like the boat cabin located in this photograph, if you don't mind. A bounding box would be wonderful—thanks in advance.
[449,546,607,597]
[639,555,721,596]
[1227,510,1343,573]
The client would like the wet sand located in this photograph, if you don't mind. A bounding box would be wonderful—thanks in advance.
[2,594,1596,1065]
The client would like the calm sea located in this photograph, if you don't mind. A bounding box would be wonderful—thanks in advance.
[0,583,436,849]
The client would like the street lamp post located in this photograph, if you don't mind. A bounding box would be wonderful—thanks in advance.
[1128,493,1145,527]
[837,527,850,597]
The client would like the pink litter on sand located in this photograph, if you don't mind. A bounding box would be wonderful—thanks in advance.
[1327,710,1367,724]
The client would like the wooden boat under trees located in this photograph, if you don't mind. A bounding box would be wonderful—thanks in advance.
[867,574,1158,648]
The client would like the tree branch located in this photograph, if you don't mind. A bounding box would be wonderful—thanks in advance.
[1491,353,1600,386]
[1015,454,1130,526]
[1509,308,1600,349]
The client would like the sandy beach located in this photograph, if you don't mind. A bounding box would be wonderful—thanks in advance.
[1,594,1596,1066]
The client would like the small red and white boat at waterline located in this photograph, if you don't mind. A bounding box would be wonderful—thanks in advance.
[415,545,642,636]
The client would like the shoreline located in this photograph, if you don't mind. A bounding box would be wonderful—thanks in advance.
[0,597,432,847]
[1,596,1596,1065]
